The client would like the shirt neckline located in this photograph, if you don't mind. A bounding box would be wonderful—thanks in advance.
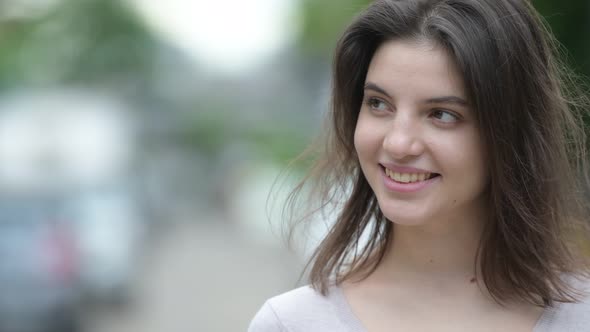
[328,285,556,332]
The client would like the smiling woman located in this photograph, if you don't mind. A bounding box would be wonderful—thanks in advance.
[249,0,590,331]
[355,40,488,229]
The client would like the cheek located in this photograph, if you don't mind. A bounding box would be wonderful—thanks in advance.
[353,113,379,157]
[432,133,487,178]
[463,137,488,177]
[449,138,489,187]
[353,117,368,157]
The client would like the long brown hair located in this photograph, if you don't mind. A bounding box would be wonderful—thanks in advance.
[285,0,590,307]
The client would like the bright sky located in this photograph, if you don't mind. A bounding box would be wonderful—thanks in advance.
[129,0,300,75]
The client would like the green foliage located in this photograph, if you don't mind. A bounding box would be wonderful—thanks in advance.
[184,106,309,166]
[534,0,590,77]
[183,106,235,157]
[242,125,310,165]
[0,0,156,88]
[298,0,371,56]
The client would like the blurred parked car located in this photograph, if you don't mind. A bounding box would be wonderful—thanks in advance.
[67,185,146,306]
[0,88,145,308]
[0,199,81,332]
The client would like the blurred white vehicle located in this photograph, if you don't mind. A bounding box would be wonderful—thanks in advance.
[67,186,146,304]
[0,88,148,305]
[0,89,135,194]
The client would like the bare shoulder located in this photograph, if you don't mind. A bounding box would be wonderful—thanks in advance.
[248,285,344,332]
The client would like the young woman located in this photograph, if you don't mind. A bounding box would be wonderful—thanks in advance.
[249,0,590,331]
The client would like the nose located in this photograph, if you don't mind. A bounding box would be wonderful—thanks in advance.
[382,113,425,159]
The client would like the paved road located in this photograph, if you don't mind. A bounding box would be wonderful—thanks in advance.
[83,217,303,332]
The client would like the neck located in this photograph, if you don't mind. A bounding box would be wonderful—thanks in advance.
[373,207,487,287]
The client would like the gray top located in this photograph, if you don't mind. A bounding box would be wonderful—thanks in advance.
[248,284,590,331]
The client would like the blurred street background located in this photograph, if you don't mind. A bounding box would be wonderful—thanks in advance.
[0,0,587,331]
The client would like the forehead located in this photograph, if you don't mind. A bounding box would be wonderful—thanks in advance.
[365,39,467,99]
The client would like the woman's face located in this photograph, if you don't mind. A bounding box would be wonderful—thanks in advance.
[354,39,489,227]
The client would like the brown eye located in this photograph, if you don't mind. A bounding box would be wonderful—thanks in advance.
[367,97,388,112]
[431,109,459,123]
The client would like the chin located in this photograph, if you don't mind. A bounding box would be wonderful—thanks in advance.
[385,216,430,227]
[379,205,433,227]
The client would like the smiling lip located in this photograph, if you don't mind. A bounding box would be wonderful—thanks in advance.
[380,163,432,174]
[379,164,440,193]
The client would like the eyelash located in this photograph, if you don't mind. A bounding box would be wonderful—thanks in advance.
[364,97,389,112]
[430,109,461,123]
[364,97,462,124]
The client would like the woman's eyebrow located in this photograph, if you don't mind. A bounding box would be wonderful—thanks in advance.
[364,82,469,107]
[424,96,469,107]
[364,82,391,97]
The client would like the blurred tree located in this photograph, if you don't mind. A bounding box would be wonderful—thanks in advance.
[0,0,157,89]
[534,0,590,77]
[298,0,371,57]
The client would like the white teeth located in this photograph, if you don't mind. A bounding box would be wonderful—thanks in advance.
[401,173,410,182]
[384,168,432,183]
